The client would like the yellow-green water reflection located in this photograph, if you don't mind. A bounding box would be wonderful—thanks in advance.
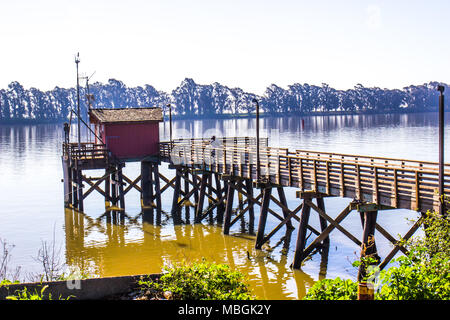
[64,208,317,299]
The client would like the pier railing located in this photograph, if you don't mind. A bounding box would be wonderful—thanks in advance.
[63,142,109,160]
[159,137,450,212]
[62,142,121,169]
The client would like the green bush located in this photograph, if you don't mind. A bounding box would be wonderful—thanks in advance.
[139,261,254,300]
[375,211,450,300]
[303,277,357,300]
[303,210,450,300]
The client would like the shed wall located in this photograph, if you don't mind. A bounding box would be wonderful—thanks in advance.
[104,122,160,159]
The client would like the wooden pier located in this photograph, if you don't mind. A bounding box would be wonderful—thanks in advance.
[62,135,450,274]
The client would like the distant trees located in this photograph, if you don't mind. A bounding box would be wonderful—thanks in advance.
[0,79,448,122]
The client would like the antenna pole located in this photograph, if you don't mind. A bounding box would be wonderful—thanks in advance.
[75,53,81,150]
[86,78,91,111]
[85,76,92,142]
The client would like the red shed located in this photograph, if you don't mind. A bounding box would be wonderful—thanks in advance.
[89,107,163,160]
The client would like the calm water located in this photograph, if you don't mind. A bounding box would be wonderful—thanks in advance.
[0,112,449,300]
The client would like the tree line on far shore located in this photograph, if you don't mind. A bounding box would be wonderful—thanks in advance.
[0,78,448,122]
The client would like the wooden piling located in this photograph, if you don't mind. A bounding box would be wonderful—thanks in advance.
[153,164,162,224]
[141,161,153,222]
[277,187,293,229]
[245,179,255,234]
[195,172,210,223]
[104,168,111,209]
[184,169,190,222]
[72,168,78,209]
[317,197,329,245]
[255,186,272,249]
[171,168,182,224]
[111,170,118,207]
[117,165,125,210]
[357,210,378,282]
[292,198,312,269]
[223,180,236,235]
[215,173,225,223]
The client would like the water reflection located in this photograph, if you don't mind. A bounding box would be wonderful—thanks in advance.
[63,208,325,299]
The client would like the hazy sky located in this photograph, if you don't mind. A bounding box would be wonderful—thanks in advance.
[0,0,449,94]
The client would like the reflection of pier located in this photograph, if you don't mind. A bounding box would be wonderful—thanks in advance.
[62,107,449,279]
[63,208,318,299]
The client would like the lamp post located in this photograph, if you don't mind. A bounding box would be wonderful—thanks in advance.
[437,85,445,215]
[252,98,260,182]
[168,104,173,148]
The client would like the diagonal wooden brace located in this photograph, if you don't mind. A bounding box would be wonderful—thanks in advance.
[378,215,423,270]
[305,199,362,247]
[292,203,354,269]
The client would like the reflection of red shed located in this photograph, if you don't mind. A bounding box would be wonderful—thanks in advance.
[89,107,163,160]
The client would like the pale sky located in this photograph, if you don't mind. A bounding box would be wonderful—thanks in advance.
[0,0,449,95]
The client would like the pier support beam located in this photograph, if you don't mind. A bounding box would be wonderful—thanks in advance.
[195,172,211,223]
[140,161,163,224]
[223,180,236,235]
[246,179,255,234]
[171,168,182,224]
[255,186,272,249]
[220,177,261,235]
[141,161,153,223]
[357,210,378,282]
[292,198,312,268]
[215,173,225,223]
[153,164,162,224]
[77,168,84,212]
[72,168,78,209]
[117,165,125,210]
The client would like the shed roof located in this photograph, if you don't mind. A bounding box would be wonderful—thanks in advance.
[89,107,163,124]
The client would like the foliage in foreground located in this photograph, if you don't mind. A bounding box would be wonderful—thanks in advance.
[303,277,357,300]
[5,285,50,300]
[303,210,450,300]
[139,261,254,300]
[4,285,70,300]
